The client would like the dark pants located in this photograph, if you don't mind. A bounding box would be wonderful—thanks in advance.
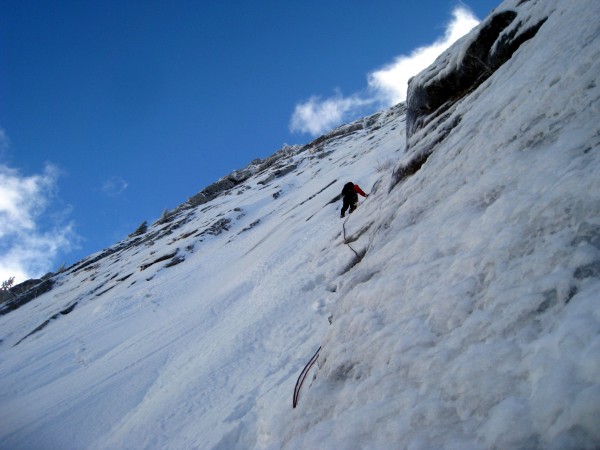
[341,195,358,217]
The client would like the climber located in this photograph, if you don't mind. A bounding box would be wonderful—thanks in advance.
[340,182,368,218]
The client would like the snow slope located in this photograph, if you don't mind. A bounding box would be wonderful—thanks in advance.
[1,0,599,448]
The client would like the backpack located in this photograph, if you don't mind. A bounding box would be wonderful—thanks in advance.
[342,182,355,197]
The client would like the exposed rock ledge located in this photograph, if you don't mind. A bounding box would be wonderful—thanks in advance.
[406,1,549,145]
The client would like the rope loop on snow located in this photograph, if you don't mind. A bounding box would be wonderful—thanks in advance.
[293,346,321,408]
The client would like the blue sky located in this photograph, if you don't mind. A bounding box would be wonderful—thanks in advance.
[0,0,500,282]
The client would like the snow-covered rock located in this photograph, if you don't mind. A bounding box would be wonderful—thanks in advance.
[406,0,551,143]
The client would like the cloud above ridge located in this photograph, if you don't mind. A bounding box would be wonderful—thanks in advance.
[0,151,78,283]
[290,6,480,136]
[289,91,375,137]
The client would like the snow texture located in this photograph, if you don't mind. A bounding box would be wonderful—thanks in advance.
[1,0,599,448]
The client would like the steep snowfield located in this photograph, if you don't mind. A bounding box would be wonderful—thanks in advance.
[1,0,599,448]
[0,102,405,449]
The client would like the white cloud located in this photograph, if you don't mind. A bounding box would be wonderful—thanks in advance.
[289,92,374,136]
[290,6,481,137]
[368,7,480,105]
[102,176,129,196]
[0,162,78,284]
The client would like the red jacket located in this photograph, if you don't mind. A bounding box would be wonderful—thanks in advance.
[353,184,367,197]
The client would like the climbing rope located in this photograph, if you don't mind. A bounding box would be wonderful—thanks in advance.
[293,346,321,408]
[292,209,365,409]
[342,217,362,260]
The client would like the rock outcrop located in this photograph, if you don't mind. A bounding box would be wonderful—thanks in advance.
[406,2,549,143]
[392,0,552,190]
[0,278,55,315]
